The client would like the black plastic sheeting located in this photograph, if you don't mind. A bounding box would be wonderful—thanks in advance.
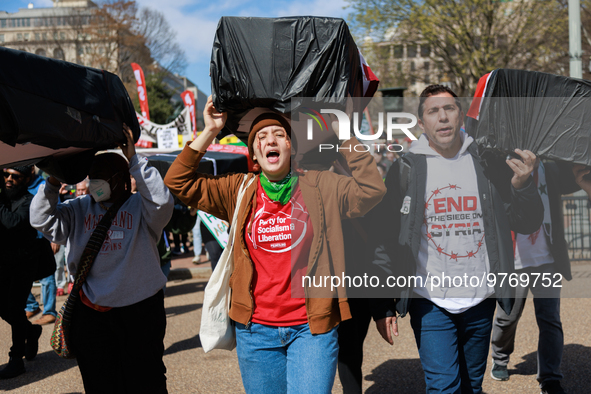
[203,151,249,174]
[210,16,368,139]
[0,47,140,180]
[147,151,248,177]
[467,69,591,166]
[0,47,139,148]
[147,154,213,208]
[36,149,99,185]
[148,155,213,178]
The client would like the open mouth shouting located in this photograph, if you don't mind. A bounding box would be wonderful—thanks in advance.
[266,149,280,164]
[250,123,292,180]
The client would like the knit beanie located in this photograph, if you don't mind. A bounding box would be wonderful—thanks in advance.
[6,165,33,176]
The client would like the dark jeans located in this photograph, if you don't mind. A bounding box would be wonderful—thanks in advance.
[410,297,496,394]
[0,263,34,359]
[172,232,189,252]
[491,266,563,385]
[71,290,168,394]
[337,298,372,394]
[205,239,222,272]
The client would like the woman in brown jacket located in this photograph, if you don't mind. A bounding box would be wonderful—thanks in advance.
[164,96,385,394]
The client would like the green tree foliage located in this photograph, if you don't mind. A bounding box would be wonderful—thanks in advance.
[129,74,177,124]
[347,0,569,95]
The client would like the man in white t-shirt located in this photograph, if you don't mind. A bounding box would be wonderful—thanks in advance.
[491,160,579,394]
[372,85,544,393]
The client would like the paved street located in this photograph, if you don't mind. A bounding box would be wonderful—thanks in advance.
[1,260,590,393]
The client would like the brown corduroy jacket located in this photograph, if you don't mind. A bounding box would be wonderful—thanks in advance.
[164,139,386,334]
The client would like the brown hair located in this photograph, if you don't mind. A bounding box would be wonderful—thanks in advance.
[418,84,462,120]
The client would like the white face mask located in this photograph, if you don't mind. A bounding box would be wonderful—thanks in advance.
[88,179,111,202]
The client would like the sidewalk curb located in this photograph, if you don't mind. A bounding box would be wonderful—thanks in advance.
[168,267,212,281]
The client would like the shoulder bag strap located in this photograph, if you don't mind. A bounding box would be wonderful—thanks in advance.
[226,175,256,248]
[399,157,411,197]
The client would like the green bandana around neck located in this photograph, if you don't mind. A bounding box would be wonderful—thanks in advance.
[260,172,298,205]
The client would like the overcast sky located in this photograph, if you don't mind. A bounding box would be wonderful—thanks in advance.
[2,0,350,95]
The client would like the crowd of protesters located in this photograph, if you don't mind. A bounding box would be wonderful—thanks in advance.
[0,85,588,394]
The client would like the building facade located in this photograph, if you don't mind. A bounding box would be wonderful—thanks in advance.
[0,0,119,70]
[1,0,206,129]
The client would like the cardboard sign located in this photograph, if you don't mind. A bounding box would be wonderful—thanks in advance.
[198,211,230,248]
[157,128,177,149]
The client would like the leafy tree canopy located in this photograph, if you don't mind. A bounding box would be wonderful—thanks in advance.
[347,0,569,95]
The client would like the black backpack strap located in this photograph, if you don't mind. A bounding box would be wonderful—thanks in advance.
[399,156,412,197]
[10,193,31,212]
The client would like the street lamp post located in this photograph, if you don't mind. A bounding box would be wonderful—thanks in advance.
[569,0,583,78]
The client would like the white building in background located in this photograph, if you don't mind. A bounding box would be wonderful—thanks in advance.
[0,0,109,68]
[0,0,207,128]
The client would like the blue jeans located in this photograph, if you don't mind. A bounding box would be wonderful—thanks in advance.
[235,322,339,394]
[40,274,57,316]
[160,260,171,294]
[25,273,57,317]
[25,275,57,317]
[409,297,496,394]
[25,292,39,312]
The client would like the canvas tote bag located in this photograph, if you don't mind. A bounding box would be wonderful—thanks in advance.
[200,174,255,352]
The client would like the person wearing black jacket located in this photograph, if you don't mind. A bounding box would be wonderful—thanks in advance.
[371,85,543,393]
[0,165,43,379]
[490,161,579,394]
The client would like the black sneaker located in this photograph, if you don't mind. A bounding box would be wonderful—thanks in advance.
[490,363,509,381]
[541,380,566,394]
[25,324,42,361]
[0,358,25,379]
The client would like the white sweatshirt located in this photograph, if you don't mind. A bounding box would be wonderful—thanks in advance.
[30,155,174,307]
[514,162,554,270]
[410,132,494,313]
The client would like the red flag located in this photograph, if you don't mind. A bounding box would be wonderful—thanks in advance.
[466,72,491,120]
[131,63,150,120]
[180,90,197,139]
[359,50,379,98]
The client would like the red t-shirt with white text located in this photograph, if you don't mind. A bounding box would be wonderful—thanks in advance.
[245,181,313,326]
